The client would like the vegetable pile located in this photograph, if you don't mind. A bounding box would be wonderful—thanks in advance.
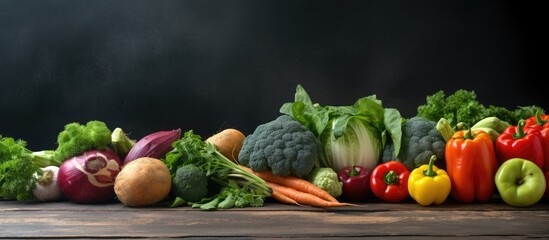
[1,85,548,209]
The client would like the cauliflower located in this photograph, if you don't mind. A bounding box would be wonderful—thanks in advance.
[307,167,342,197]
[382,116,446,171]
[238,115,322,179]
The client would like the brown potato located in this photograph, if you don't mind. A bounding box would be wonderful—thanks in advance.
[114,157,171,207]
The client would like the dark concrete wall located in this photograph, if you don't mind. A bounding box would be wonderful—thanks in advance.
[1,0,546,150]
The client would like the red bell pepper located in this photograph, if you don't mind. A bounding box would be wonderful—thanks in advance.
[337,165,371,202]
[369,161,410,203]
[524,112,549,172]
[446,128,498,203]
[496,119,544,168]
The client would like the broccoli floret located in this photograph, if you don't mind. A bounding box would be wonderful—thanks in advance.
[307,167,342,197]
[54,120,112,162]
[172,164,209,203]
[238,115,322,179]
[382,117,446,171]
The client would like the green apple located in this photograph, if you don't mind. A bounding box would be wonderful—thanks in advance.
[495,158,546,207]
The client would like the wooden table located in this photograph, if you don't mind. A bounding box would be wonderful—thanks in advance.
[2,198,548,239]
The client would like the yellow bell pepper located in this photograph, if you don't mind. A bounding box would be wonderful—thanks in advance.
[408,155,451,206]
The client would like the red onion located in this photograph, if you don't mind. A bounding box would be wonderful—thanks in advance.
[57,149,121,203]
[123,128,181,165]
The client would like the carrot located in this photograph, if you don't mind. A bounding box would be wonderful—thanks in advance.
[241,166,339,203]
[269,184,301,206]
[267,182,355,208]
[206,128,246,163]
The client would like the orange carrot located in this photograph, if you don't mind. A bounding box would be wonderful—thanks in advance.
[267,182,355,208]
[269,185,301,206]
[241,166,339,203]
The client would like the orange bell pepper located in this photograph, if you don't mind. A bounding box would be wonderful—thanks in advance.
[445,128,498,203]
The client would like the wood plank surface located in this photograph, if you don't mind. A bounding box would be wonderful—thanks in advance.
[1,199,549,239]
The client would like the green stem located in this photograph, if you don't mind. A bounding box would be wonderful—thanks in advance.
[535,111,547,126]
[464,128,474,140]
[214,153,271,196]
[348,164,359,177]
[111,127,136,157]
[31,150,62,167]
[227,173,271,196]
[436,118,455,142]
[513,120,526,139]
[383,170,398,185]
[423,155,438,177]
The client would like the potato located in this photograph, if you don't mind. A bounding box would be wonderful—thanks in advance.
[206,128,246,163]
[114,157,171,207]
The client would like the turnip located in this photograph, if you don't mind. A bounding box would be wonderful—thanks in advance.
[33,166,63,202]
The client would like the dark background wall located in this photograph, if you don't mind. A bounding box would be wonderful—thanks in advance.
[1,0,546,151]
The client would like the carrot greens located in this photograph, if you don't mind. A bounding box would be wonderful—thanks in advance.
[163,130,271,209]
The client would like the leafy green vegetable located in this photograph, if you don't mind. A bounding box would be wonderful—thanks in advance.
[280,84,403,172]
[0,136,60,201]
[54,120,112,162]
[0,136,37,201]
[416,89,544,128]
[189,181,265,210]
[163,130,271,210]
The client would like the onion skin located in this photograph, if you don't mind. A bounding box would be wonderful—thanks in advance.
[57,149,121,203]
[123,129,181,165]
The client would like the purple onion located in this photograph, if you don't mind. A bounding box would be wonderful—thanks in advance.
[57,149,121,203]
[123,129,181,165]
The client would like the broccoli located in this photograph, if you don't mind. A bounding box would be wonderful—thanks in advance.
[172,164,209,203]
[54,120,112,162]
[307,167,342,197]
[382,117,446,171]
[238,115,323,179]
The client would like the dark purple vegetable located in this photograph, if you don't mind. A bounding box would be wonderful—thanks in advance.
[57,149,121,203]
[123,129,181,165]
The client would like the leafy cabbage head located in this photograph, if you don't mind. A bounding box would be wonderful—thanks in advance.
[321,117,381,172]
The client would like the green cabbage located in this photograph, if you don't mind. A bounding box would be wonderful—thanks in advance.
[280,84,402,172]
[321,117,382,171]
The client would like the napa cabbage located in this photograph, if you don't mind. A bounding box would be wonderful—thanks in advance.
[280,84,403,172]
